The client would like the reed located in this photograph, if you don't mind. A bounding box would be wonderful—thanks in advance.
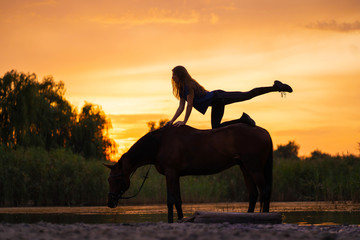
[272,154,360,202]
[0,146,109,206]
[1,146,359,206]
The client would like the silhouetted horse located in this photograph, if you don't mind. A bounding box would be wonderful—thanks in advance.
[105,123,273,223]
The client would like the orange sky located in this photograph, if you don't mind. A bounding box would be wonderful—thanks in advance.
[1,0,360,158]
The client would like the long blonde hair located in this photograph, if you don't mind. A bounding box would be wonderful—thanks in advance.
[171,66,207,99]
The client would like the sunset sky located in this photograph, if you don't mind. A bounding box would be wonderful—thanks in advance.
[1,0,360,158]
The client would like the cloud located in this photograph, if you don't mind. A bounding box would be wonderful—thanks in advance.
[91,8,200,25]
[27,0,57,7]
[306,20,360,32]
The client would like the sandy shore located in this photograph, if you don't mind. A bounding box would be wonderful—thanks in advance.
[1,222,359,240]
[1,203,359,239]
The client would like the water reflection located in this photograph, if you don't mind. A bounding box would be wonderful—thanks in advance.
[1,203,360,225]
[283,211,360,226]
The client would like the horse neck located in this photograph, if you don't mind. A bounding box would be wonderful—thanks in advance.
[124,129,161,173]
[121,154,152,178]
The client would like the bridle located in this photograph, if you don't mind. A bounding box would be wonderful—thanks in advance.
[108,165,151,200]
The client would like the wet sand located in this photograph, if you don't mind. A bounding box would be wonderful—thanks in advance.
[1,222,359,240]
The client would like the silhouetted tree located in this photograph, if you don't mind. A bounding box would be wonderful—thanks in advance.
[274,140,300,159]
[310,149,331,159]
[0,70,72,149]
[147,119,169,132]
[71,103,116,160]
[0,70,116,160]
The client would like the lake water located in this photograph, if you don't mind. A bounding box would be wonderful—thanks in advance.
[1,202,359,225]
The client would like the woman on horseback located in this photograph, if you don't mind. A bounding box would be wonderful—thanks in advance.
[166,65,293,129]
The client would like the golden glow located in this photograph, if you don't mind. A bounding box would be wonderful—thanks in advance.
[1,0,360,158]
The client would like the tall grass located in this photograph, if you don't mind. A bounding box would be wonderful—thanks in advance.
[0,146,109,206]
[272,155,360,202]
[1,146,359,207]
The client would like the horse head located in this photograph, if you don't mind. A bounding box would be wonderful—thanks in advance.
[104,161,130,208]
[104,130,161,209]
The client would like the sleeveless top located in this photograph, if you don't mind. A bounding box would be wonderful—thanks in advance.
[180,86,214,114]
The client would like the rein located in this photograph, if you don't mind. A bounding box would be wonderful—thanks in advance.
[109,165,151,200]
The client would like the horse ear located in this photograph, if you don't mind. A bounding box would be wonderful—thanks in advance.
[103,163,115,169]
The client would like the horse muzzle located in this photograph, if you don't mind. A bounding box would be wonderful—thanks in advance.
[107,200,117,208]
[107,192,121,208]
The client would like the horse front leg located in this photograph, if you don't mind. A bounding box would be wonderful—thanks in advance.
[165,170,183,223]
[166,191,174,223]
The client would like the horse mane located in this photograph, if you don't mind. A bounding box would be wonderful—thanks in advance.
[123,128,163,164]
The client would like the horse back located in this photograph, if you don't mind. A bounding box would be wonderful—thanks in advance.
[161,124,271,150]
[155,124,272,175]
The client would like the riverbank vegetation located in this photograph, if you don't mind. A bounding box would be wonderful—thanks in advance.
[126,148,360,205]
[1,141,359,207]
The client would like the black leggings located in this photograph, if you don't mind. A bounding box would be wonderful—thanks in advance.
[210,86,276,129]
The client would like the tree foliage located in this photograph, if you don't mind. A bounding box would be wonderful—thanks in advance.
[274,140,300,160]
[0,70,116,160]
[147,119,169,132]
[71,103,116,160]
[310,149,331,159]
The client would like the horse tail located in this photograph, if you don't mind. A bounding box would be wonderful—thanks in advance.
[263,135,273,212]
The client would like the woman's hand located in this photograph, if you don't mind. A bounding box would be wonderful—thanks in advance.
[165,121,173,126]
[167,99,185,127]
[174,121,186,127]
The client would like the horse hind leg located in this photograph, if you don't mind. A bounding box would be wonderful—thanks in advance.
[174,197,183,220]
[258,186,271,212]
[248,184,258,213]
[261,183,271,212]
[252,172,270,213]
[239,165,258,212]
[262,147,273,213]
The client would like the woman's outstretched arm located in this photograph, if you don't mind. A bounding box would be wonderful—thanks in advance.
[167,98,185,126]
[174,90,194,127]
